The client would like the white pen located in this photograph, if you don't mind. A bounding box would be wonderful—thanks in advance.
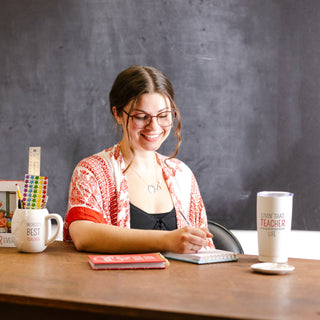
[179,211,208,251]
[179,210,191,226]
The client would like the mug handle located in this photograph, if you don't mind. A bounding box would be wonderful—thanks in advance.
[45,213,63,246]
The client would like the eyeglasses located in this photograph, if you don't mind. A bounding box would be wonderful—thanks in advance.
[123,110,176,128]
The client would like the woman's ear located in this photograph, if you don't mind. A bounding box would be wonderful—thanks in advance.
[112,106,123,125]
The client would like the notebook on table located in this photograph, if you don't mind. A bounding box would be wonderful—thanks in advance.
[88,252,168,270]
[163,248,238,265]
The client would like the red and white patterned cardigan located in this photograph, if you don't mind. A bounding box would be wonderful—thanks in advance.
[63,143,213,247]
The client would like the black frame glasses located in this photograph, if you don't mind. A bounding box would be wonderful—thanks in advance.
[123,110,176,128]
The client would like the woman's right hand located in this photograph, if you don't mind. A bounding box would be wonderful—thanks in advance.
[164,226,213,253]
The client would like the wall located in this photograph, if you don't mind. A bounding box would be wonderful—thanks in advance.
[231,229,320,260]
[1,0,320,230]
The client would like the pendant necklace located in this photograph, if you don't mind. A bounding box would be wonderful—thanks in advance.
[128,156,161,194]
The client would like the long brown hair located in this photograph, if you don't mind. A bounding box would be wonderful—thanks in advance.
[109,65,182,162]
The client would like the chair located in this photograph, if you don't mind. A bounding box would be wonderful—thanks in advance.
[208,220,244,254]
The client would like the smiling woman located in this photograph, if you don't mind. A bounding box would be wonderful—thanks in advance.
[114,92,174,157]
[63,65,214,254]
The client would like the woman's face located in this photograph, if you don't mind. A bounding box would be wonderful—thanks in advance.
[116,93,173,153]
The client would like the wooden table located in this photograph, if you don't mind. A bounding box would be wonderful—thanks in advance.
[0,241,319,320]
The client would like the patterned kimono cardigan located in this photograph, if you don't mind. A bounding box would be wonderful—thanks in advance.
[63,143,213,248]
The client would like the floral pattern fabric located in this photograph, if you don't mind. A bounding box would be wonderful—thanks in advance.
[63,143,213,247]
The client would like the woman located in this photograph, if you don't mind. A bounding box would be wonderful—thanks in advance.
[63,65,214,253]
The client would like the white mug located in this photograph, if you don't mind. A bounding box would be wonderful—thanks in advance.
[12,208,63,253]
[257,191,293,263]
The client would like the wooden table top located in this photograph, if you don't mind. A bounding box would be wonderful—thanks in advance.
[0,241,320,320]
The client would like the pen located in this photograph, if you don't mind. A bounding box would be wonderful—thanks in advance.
[179,210,191,226]
[16,184,24,209]
[180,210,209,251]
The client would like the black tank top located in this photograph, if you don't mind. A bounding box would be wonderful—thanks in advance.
[130,203,177,230]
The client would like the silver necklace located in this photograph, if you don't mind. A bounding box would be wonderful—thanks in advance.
[128,157,162,194]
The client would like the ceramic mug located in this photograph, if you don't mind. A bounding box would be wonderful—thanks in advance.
[12,208,63,253]
[257,191,293,263]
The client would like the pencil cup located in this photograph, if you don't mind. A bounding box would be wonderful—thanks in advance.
[257,191,293,263]
[12,208,63,253]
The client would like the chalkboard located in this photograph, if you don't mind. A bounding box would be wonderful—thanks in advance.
[1,0,320,230]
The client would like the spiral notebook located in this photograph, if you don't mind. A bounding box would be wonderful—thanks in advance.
[163,248,238,264]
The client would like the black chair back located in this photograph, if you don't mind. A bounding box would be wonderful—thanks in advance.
[208,220,244,254]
